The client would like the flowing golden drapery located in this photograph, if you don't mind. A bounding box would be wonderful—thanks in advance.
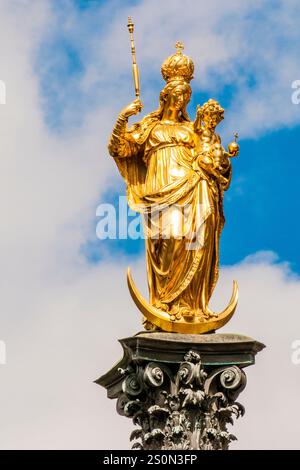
[109,117,231,320]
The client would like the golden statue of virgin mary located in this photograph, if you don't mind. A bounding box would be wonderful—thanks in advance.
[108,43,239,334]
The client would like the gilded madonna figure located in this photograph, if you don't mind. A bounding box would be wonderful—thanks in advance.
[108,43,239,334]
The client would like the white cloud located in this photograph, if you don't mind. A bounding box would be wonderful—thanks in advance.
[0,0,299,450]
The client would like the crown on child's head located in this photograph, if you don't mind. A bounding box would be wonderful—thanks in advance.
[201,99,224,117]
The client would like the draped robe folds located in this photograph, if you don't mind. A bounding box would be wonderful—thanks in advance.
[111,117,231,316]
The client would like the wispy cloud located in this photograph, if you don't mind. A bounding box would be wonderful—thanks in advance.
[36,0,300,138]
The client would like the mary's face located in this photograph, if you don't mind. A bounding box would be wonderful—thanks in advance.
[166,85,191,112]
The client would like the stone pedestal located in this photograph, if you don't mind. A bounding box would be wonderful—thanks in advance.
[96,332,265,450]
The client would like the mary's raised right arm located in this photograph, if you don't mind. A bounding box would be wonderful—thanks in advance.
[108,99,143,159]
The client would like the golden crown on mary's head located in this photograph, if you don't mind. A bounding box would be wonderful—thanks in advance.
[161,42,194,84]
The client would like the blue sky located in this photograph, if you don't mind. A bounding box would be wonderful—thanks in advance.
[35,0,300,272]
[80,125,300,273]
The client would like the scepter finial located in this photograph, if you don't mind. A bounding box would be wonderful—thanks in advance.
[127,16,134,33]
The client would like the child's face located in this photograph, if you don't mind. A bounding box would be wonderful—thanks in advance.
[203,111,222,129]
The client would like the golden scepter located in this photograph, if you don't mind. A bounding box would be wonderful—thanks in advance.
[127,16,140,98]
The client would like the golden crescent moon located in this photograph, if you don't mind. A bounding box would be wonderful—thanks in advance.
[127,267,238,334]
